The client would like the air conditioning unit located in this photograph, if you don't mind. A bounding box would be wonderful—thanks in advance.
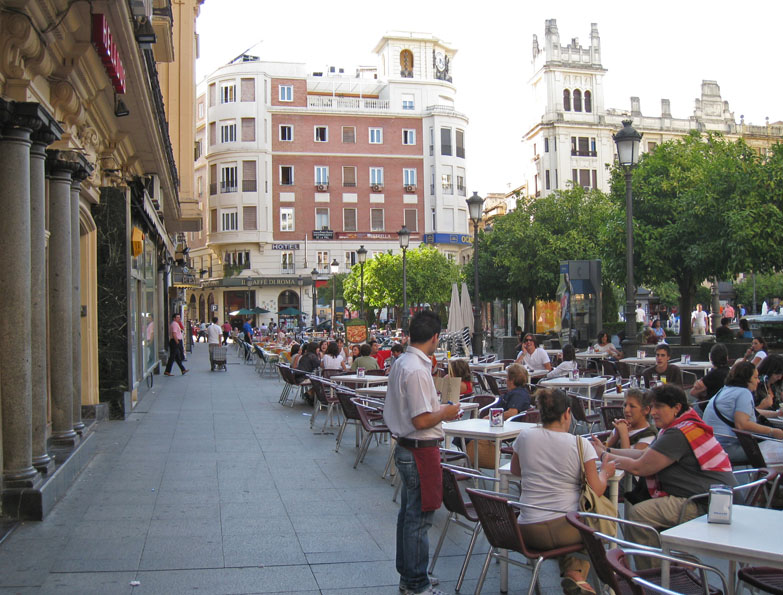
[129,0,152,19]
[371,184,382,192]
[316,184,328,192]
[143,174,161,210]
[405,184,417,193]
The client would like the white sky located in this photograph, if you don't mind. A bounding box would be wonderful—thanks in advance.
[196,0,783,194]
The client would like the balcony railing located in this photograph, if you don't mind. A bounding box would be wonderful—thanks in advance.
[442,184,453,194]
[221,182,237,193]
[571,150,597,157]
[307,97,390,112]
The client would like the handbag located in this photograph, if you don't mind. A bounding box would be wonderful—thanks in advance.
[576,436,617,536]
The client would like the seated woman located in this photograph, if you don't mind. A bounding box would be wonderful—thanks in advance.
[511,389,615,595]
[593,330,622,359]
[752,367,783,465]
[280,343,298,365]
[690,343,731,400]
[605,385,736,567]
[448,359,473,396]
[745,337,769,367]
[546,344,578,379]
[321,341,347,372]
[738,318,753,339]
[651,318,666,342]
[290,343,302,368]
[702,360,783,463]
[595,389,656,453]
[757,353,783,411]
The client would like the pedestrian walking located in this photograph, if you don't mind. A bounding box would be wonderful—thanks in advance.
[221,320,231,345]
[164,313,188,376]
[383,310,459,595]
[207,316,222,370]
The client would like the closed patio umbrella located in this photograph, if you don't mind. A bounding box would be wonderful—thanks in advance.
[447,283,464,335]
[460,282,474,336]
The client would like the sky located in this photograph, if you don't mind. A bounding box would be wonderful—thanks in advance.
[196,0,783,194]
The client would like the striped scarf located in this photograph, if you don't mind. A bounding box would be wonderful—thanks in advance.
[646,408,732,498]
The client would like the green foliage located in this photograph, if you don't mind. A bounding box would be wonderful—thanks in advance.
[648,282,680,309]
[602,282,623,324]
[735,273,783,308]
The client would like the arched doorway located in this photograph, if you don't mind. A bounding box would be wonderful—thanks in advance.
[198,294,205,322]
[207,293,215,321]
[278,290,299,329]
[188,294,196,320]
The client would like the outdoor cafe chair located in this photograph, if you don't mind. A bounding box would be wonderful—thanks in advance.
[350,396,390,469]
[568,392,602,434]
[278,364,310,407]
[674,468,774,524]
[429,464,500,593]
[460,394,499,418]
[483,373,505,398]
[472,371,490,394]
[565,511,723,595]
[334,386,362,452]
[466,488,583,595]
[734,430,783,507]
[308,374,340,433]
[738,567,783,595]
[600,405,625,432]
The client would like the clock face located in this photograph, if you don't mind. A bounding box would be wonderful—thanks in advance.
[435,52,445,71]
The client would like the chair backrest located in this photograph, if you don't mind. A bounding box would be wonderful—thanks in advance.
[441,466,473,519]
[321,368,344,379]
[600,405,624,432]
[564,511,623,593]
[734,429,768,468]
[600,359,619,377]
[335,388,361,421]
[466,488,526,553]
[568,392,589,423]
[463,394,500,417]
[605,549,643,595]
[484,374,503,397]
[365,368,385,376]
[351,397,387,432]
[473,371,490,393]
[308,375,329,405]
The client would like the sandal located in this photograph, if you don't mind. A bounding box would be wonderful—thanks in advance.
[561,577,595,595]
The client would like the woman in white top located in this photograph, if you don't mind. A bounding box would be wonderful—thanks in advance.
[321,341,347,372]
[514,334,552,371]
[546,344,579,379]
[745,337,768,367]
[511,388,614,595]
[593,330,622,359]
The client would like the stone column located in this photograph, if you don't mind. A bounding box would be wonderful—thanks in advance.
[0,100,43,487]
[70,163,92,435]
[47,150,79,447]
[30,116,62,474]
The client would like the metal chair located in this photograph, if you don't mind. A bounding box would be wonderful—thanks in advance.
[737,567,783,595]
[334,386,362,452]
[600,405,625,432]
[675,468,774,524]
[350,397,390,469]
[568,392,602,433]
[308,374,340,432]
[606,548,726,595]
[460,394,499,418]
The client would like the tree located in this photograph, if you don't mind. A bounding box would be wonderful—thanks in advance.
[735,273,783,310]
[602,132,783,345]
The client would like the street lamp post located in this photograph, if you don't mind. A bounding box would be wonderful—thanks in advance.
[613,119,643,353]
[296,275,303,332]
[357,245,367,320]
[467,192,485,356]
[398,226,410,332]
[330,258,339,336]
[310,268,318,331]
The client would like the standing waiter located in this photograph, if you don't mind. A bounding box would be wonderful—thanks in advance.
[383,310,459,595]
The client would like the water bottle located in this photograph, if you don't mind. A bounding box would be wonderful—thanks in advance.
[640,376,646,390]
[631,376,638,389]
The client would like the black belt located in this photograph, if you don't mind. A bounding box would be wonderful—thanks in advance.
[398,437,441,449]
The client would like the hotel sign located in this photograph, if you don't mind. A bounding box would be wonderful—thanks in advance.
[91,14,126,94]
[272,243,300,250]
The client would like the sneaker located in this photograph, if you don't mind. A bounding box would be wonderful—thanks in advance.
[182,369,189,375]
[164,372,173,376]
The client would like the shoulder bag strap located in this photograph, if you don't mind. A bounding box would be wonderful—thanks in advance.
[710,387,736,428]
[576,435,586,487]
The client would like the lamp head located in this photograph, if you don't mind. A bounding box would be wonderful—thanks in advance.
[310,267,319,281]
[466,192,484,224]
[613,119,643,168]
[398,225,410,249]
[357,244,367,264]
[330,258,339,274]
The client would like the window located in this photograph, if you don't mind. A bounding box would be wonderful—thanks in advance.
[221,165,237,193]
[281,251,295,273]
[370,167,384,186]
[369,127,383,144]
[431,207,436,230]
[592,169,597,189]
[314,126,328,142]
[194,139,202,160]
[208,83,216,107]
[573,89,582,112]
[344,251,357,269]
[210,208,217,232]
[342,166,356,187]
[441,127,452,156]
[220,83,236,103]
[370,208,384,231]
[402,94,414,110]
[343,208,357,231]
[315,166,329,186]
[242,160,256,192]
[197,101,205,119]
[456,129,465,158]
[402,129,416,145]
[430,166,435,195]
[315,207,330,229]
[404,208,418,232]
[579,169,590,189]
[563,89,571,111]
[584,90,592,113]
[279,85,293,102]
[648,141,658,152]
[220,121,236,143]
[280,166,294,185]
[403,168,417,186]
[342,126,356,143]
[240,78,255,102]
[400,50,414,77]
[243,206,257,230]
[456,167,466,196]
[279,125,293,141]
[544,138,549,152]
[241,118,255,142]
[429,127,434,156]
[197,176,203,197]
[209,122,216,145]
[316,251,330,273]
[209,164,217,195]
[441,165,453,194]
[221,208,238,231]
[545,170,551,190]
[280,208,294,232]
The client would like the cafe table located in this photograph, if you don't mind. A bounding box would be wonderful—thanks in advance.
[619,356,656,371]
[469,361,505,373]
[660,505,783,595]
[672,359,714,375]
[538,376,607,401]
[331,373,389,387]
[442,419,534,478]
[575,350,610,360]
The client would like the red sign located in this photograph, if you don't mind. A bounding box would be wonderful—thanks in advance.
[91,14,126,94]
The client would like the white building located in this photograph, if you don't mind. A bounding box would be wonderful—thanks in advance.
[187,32,470,324]
[523,19,783,198]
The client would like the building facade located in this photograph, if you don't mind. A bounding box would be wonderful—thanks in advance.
[523,19,783,198]
[0,0,202,519]
[187,32,470,324]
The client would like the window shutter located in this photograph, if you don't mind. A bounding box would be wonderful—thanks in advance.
[210,208,217,232]
[241,118,255,142]
[241,78,255,101]
[404,209,418,232]
[208,83,216,106]
[243,206,257,230]
[209,122,216,145]
[342,127,355,143]
[342,166,356,186]
[343,208,357,231]
[371,208,384,230]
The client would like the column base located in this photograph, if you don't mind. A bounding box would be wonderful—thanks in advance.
[32,454,56,475]
[50,430,80,449]
[2,466,42,489]
[73,421,85,435]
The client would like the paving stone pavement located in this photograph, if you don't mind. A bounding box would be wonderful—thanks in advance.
[0,343,730,594]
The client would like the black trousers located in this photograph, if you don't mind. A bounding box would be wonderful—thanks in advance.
[165,338,186,373]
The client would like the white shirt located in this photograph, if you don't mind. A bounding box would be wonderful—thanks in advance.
[635,307,646,323]
[545,360,578,379]
[206,323,222,344]
[692,310,708,327]
[513,427,597,523]
[321,353,344,370]
[383,345,442,440]
[518,347,550,371]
